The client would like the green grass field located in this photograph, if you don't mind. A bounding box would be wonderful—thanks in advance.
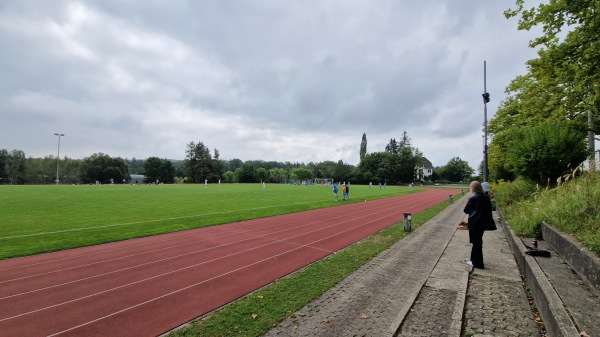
[0,183,415,260]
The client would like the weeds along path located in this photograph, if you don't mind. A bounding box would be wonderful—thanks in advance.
[0,188,459,337]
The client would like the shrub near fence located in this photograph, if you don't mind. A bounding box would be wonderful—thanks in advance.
[495,172,600,256]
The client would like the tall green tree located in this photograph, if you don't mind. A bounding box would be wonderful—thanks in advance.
[384,138,399,154]
[143,157,175,183]
[438,157,474,182]
[290,167,314,181]
[79,153,130,184]
[185,141,220,183]
[268,168,288,183]
[504,0,599,155]
[359,152,398,184]
[223,171,235,183]
[25,156,81,185]
[0,149,8,183]
[504,122,588,184]
[126,158,144,175]
[359,131,422,184]
[60,157,82,184]
[313,161,335,178]
[399,131,412,148]
[24,156,50,184]
[236,162,257,183]
[256,167,268,182]
[210,149,223,182]
[397,146,422,183]
[223,158,243,173]
[333,160,353,183]
[360,133,367,161]
[5,150,26,184]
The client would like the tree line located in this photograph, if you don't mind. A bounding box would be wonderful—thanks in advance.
[487,1,598,185]
[0,131,475,185]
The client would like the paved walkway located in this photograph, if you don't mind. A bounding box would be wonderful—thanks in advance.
[264,196,539,337]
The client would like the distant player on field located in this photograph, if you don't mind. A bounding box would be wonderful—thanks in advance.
[333,183,338,201]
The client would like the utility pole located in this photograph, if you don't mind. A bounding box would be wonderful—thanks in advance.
[482,61,490,182]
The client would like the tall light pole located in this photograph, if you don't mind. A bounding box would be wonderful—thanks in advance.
[482,61,490,183]
[54,133,65,184]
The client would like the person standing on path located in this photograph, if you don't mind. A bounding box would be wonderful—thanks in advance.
[463,180,493,269]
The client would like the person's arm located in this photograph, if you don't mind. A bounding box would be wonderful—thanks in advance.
[464,197,475,214]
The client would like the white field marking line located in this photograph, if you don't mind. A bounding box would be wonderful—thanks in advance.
[0,204,375,298]
[1,190,410,269]
[0,191,398,272]
[1,191,427,273]
[0,200,334,271]
[0,236,288,323]
[7,188,415,242]
[46,210,403,337]
[0,233,271,300]
[212,192,409,239]
[0,199,330,240]
[0,201,384,284]
[2,207,397,325]
[0,229,218,271]
[2,195,427,308]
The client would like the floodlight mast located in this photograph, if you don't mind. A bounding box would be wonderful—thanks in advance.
[54,133,64,184]
[482,61,489,183]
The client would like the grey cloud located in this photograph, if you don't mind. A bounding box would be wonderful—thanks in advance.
[0,0,544,169]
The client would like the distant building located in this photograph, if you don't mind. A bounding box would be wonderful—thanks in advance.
[129,174,145,184]
[417,157,434,181]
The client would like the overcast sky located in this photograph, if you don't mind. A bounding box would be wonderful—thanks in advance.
[0,1,543,170]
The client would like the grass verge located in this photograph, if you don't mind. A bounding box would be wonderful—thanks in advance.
[493,172,600,255]
[167,198,454,337]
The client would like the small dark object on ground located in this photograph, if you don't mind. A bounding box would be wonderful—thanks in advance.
[525,248,551,257]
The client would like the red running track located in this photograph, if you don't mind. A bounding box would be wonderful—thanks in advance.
[0,189,460,337]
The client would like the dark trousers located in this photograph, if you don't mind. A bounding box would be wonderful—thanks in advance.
[470,233,484,268]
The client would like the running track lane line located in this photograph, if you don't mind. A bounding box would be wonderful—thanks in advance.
[0,195,404,291]
[0,202,390,300]
[0,187,430,273]
[0,189,461,336]
[0,194,399,282]
[0,205,401,319]
[0,191,401,272]
[1,204,405,336]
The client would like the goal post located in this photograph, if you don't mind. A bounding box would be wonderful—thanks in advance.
[314,178,333,186]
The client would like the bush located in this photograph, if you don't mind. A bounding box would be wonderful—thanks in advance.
[504,123,588,184]
[492,177,537,208]
[497,172,600,256]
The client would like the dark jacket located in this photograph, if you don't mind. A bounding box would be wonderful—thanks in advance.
[464,192,493,236]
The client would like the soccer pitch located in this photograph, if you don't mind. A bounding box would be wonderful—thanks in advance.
[0,183,414,260]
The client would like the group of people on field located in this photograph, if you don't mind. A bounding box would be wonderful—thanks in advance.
[332,182,350,201]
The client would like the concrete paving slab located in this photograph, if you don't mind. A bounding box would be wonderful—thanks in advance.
[264,194,597,337]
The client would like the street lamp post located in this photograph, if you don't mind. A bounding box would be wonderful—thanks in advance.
[482,61,490,183]
[54,133,65,184]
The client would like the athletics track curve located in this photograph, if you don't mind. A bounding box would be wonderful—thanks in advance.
[0,188,460,337]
